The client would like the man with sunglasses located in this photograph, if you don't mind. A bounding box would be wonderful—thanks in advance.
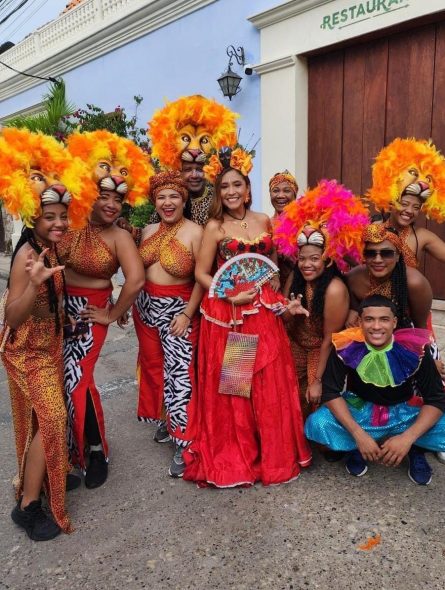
[304,295,445,485]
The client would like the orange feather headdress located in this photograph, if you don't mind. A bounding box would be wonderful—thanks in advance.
[148,95,239,170]
[0,128,97,228]
[66,130,154,207]
[367,138,445,223]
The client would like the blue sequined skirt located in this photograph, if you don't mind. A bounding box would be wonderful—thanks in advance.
[304,392,445,452]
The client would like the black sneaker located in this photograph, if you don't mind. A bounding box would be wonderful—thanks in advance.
[85,451,108,489]
[408,448,432,485]
[345,450,368,477]
[11,499,61,541]
[323,450,345,463]
[153,422,170,443]
[66,473,81,491]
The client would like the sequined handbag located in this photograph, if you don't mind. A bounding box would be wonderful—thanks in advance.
[218,305,259,398]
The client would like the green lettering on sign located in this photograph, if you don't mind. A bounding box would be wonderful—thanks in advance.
[320,0,409,30]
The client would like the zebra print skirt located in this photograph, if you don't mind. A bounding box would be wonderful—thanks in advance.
[63,285,112,470]
[133,281,199,447]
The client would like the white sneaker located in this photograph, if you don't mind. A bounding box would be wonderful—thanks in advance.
[435,452,445,465]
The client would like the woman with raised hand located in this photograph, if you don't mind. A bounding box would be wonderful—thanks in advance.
[0,128,96,540]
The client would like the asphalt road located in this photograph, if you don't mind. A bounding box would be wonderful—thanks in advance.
[0,275,444,590]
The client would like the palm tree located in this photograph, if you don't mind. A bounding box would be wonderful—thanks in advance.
[5,79,75,138]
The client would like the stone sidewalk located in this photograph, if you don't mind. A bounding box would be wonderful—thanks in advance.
[1,317,445,590]
[0,257,445,590]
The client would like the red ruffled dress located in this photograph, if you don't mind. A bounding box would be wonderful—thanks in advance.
[183,233,312,487]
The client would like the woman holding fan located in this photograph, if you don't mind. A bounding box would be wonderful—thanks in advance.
[183,147,312,488]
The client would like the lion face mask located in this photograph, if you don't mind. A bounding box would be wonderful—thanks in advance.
[367,138,445,223]
[148,95,238,171]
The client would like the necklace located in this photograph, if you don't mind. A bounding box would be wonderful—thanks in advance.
[226,208,248,229]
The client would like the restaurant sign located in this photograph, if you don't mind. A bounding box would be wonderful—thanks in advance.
[321,0,409,30]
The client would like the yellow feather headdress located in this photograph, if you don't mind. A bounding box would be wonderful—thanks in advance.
[66,130,154,207]
[148,95,239,170]
[0,128,98,228]
[367,138,445,223]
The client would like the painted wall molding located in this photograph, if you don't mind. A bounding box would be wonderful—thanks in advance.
[248,0,331,29]
[0,102,44,123]
[0,0,216,100]
[253,55,297,75]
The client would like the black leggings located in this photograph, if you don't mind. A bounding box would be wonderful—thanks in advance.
[84,390,101,447]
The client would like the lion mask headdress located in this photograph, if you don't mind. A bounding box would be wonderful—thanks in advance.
[148,95,239,171]
[367,138,445,223]
[66,130,154,207]
[0,128,97,228]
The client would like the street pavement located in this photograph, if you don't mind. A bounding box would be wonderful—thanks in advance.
[0,272,444,590]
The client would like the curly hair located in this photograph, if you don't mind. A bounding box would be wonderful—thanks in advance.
[148,95,238,170]
[290,259,344,320]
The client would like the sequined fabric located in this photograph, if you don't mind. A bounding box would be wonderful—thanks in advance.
[367,273,392,299]
[305,393,445,452]
[139,219,194,279]
[218,232,274,262]
[59,222,119,280]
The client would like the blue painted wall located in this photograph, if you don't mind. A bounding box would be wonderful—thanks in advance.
[0,0,278,209]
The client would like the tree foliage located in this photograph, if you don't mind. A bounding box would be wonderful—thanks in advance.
[5,80,75,137]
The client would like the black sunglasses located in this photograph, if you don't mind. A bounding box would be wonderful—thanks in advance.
[363,248,397,260]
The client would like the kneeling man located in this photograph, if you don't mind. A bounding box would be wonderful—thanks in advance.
[305,295,445,485]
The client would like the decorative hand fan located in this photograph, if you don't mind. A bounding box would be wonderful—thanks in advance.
[209,253,279,299]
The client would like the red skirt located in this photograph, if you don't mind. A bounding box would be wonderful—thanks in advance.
[184,287,311,487]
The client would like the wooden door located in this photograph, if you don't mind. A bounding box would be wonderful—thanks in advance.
[308,20,445,299]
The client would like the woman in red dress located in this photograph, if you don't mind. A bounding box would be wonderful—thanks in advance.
[183,148,311,487]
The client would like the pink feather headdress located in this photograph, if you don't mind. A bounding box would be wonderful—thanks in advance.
[273,179,369,272]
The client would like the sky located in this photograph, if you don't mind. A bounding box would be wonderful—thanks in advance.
[0,0,69,45]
